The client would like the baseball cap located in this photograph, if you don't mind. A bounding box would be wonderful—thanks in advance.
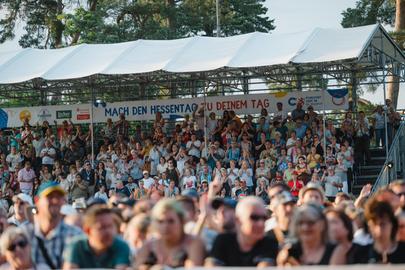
[117,198,136,207]
[181,188,199,199]
[211,197,237,210]
[86,197,107,208]
[299,182,325,200]
[13,193,33,206]
[273,191,296,207]
[36,181,66,198]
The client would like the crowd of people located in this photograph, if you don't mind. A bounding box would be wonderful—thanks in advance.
[0,99,403,269]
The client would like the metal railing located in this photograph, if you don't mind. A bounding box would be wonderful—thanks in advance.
[372,120,405,192]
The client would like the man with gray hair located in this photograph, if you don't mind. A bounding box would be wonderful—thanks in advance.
[206,196,278,267]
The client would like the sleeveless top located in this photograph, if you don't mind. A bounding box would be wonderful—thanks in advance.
[288,242,336,265]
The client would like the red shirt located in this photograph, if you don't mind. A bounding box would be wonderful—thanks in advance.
[287,179,304,197]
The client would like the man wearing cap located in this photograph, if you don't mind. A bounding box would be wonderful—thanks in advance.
[8,193,33,226]
[141,170,154,189]
[298,182,325,206]
[211,197,237,233]
[24,181,82,269]
[266,191,295,247]
[17,160,36,195]
[207,196,278,267]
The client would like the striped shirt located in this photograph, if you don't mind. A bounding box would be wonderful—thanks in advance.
[24,221,82,269]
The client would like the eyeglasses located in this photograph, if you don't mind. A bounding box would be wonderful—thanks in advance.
[249,214,267,222]
[7,239,28,252]
[395,192,405,197]
[298,219,317,226]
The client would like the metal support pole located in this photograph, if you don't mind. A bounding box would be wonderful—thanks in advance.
[322,90,327,150]
[243,71,249,95]
[381,36,389,158]
[203,83,208,155]
[351,69,358,113]
[216,0,220,37]
[90,83,95,169]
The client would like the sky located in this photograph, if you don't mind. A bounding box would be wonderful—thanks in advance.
[1,0,404,107]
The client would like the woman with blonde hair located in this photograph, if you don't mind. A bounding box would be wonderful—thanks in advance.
[124,213,151,256]
[135,198,205,268]
[277,203,337,266]
[0,227,50,270]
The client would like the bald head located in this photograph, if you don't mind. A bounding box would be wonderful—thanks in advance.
[235,196,265,219]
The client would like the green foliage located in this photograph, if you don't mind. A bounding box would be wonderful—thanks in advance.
[341,0,396,28]
[181,0,274,37]
[0,0,275,48]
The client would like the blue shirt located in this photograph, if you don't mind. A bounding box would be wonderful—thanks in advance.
[295,124,307,139]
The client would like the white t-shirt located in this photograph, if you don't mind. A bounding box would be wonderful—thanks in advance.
[207,119,217,135]
[157,164,167,175]
[143,177,155,189]
[186,140,201,158]
[227,168,239,184]
[324,174,342,197]
[182,175,197,189]
[40,147,56,165]
[6,153,23,172]
[286,138,297,156]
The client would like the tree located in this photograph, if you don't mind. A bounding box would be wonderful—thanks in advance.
[180,0,274,37]
[0,0,275,48]
[341,0,405,109]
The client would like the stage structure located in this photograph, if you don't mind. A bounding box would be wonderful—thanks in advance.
[0,24,404,171]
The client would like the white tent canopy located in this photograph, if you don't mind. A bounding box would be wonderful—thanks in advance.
[0,24,403,84]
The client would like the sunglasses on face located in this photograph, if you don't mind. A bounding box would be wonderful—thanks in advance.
[7,239,28,252]
[249,214,267,222]
[395,192,405,197]
[299,219,317,226]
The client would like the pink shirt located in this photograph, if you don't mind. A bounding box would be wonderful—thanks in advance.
[18,168,36,193]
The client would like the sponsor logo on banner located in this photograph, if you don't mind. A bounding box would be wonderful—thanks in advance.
[76,108,90,120]
[19,110,32,122]
[327,89,348,106]
[38,109,52,121]
[56,110,72,119]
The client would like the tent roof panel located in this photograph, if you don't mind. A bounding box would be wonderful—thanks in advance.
[0,24,403,84]
[291,24,378,63]
[102,38,193,74]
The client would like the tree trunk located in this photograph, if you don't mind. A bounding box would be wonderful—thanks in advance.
[387,0,405,109]
[53,0,64,48]
[167,0,176,38]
